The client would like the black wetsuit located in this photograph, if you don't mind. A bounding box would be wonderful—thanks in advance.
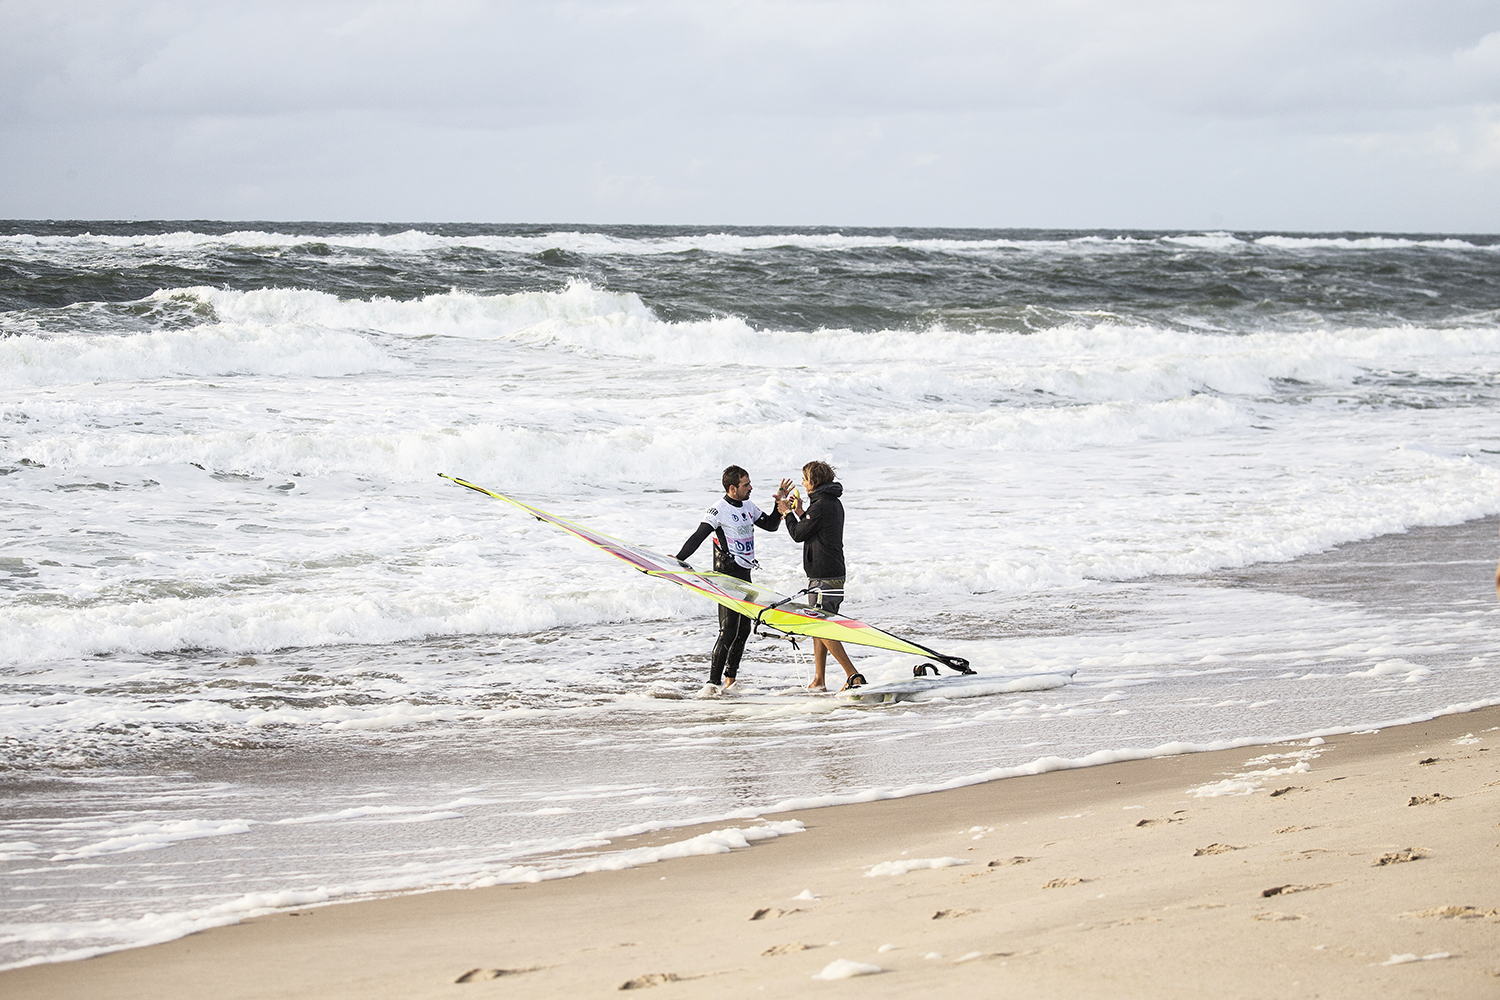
[676,496,783,685]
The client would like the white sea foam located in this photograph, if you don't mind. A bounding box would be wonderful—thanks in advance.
[744,703,1500,816]
[0,229,1491,263]
[6,275,1497,667]
[0,887,342,968]
[48,820,253,861]
[1190,772,1301,798]
[12,282,1500,405]
[1255,235,1484,251]
[0,312,399,388]
[1381,952,1453,965]
[813,958,884,979]
[0,843,44,861]
[0,819,804,969]
[865,857,969,877]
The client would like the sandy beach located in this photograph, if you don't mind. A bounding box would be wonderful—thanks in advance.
[5,704,1496,999]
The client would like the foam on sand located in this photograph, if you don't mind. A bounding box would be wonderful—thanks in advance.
[812,958,883,979]
[864,857,969,877]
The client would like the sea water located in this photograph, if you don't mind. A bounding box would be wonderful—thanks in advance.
[2,223,1498,967]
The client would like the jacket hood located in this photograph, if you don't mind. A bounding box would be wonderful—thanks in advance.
[810,482,843,500]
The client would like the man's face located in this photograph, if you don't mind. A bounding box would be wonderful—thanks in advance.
[729,475,752,501]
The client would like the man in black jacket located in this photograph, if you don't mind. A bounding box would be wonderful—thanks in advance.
[676,465,792,690]
[779,460,862,691]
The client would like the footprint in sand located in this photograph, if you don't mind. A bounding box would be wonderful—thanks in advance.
[1193,843,1243,856]
[1135,817,1184,827]
[1400,905,1500,920]
[619,973,684,989]
[933,908,977,919]
[1043,877,1087,889]
[1261,883,1334,897]
[454,967,543,983]
[988,856,1034,867]
[750,907,804,920]
[1407,793,1451,806]
[1268,786,1303,797]
[762,942,819,956]
[1373,847,1428,866]
[1253,911,1305,921]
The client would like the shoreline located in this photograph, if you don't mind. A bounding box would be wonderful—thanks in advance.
[5,703,1497,999]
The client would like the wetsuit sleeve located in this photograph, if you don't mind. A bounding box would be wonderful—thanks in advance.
[676,522,714,562]
[754,508,783,531]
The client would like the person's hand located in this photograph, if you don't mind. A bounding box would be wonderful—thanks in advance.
[778,478,794,499]
[790,493,804,516]
[777,497,793,515]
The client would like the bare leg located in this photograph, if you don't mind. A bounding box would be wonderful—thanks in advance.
[822,639,857,683]
[810,640,828,689]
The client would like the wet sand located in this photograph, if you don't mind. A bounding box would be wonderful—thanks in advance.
[5,704,1497,999]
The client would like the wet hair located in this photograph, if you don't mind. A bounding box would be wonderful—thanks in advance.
[802,461,836,488]
[722,465,749,491]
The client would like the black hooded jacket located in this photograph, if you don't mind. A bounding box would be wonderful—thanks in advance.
[784,481,846,579]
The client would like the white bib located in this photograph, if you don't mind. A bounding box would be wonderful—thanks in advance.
[704,498,766,570]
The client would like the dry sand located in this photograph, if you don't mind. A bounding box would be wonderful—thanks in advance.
[5,705,1498,999]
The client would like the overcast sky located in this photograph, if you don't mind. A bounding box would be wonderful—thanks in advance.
[2,1,1497,230]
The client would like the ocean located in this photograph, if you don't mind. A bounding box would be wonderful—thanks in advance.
[2,222,1498,968]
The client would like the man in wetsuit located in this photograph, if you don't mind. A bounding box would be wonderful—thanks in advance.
[676,466,793,690]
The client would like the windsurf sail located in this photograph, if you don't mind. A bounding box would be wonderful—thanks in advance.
[440,474,972,672]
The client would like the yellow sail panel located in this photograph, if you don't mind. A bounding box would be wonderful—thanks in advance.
[655,569,938,658]
[758,607,938,657]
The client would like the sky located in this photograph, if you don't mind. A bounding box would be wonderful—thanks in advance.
[1,0,1498,230]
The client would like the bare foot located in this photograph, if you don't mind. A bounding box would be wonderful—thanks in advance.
[806,682,827,692]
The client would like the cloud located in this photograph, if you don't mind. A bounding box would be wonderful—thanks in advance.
[6,1,1495,121]
[1,0,1497,226]
[1350,105,1500,172]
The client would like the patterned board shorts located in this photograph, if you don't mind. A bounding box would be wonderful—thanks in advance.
[807,577,845,616]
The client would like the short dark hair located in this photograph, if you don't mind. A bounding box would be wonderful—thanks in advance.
[722,465,749,491]
[802,461,835,488]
